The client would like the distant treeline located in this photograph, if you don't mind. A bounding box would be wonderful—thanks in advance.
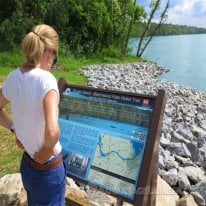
[132,22,206,37]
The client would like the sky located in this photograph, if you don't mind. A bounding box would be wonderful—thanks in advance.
[138,0,206,29]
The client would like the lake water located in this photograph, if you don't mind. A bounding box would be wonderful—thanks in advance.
[129,34,206,92]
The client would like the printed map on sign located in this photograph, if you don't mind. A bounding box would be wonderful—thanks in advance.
[88,130,147,199]
[92,134,143,179]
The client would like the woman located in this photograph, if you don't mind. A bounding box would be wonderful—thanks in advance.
[0,24,66,205]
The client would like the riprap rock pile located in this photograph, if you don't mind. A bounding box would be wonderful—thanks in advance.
[80,62,206,206]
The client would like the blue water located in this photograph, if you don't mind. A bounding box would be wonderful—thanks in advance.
[129,34,206,92]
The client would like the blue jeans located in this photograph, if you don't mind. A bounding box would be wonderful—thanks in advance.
[20,153,66,206]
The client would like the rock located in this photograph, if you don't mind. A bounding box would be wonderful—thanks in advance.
[0,173,26,206]
[171,130,190,144]
[65,185,90,205]
[179,166,206,184]
[191,192,206,206]
[177,171,191,191]
[160,133,171,147]
[167,142,191,158]
[186,142,200,164]
[156,175,179,206]
[0,194,9,206]
[176,195,198,206]
[165,156,179,170]
[80,62,206,205]
[159,153,166,169]
[191,181,206,205]
[66,177,79,188]
[174,155,194,167]
[86,188,117,206]
[159,168,178,186]
[191,125,206,138]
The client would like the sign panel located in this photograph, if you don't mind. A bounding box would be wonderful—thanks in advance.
[58,78,166,205]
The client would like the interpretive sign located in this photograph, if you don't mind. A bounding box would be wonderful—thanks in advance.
[58,78,166,206]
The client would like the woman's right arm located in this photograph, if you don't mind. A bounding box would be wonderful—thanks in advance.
[34,89,60,163]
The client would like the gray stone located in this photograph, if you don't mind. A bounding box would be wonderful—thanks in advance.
[176,195,198,206]
[160,169,178,186]
[80,62,206,204]
[197,136,206,148]
[179,166,206,184]
[177,171,191,191]
[171,130,190,144]
[165,156,179,170]
[177,126,194,140]
[174,155,194,167]
[159,154,166,169]
[191,181,206,205]
[191,192,206,206]
[0,173,25,205]
[167,142,191,158]
[160,136,171,147]
[186,142,200,164]
[191,125,206,138]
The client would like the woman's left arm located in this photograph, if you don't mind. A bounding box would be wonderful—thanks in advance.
[0,88,25,150]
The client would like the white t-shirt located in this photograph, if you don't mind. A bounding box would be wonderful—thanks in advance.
[2,68,61,158]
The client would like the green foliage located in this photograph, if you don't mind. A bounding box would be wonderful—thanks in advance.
[101,45,122,59]
[154,23,206,36]
[66,0,113,55]
[0,0,146,56]
[0,5,36,51]
[132,22,206,37]
[52,70,86,85]
[0,51,23,67]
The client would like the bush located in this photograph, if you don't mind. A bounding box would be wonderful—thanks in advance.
[0,50,23,67]
[101,45,122,59]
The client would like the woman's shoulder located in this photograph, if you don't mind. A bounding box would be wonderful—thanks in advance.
[33,69,57,86]
[5,68,20,80]
[31,68,55,78]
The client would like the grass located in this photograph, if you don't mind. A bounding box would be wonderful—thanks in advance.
[0,50,141,177]
[52,70,87,85]
[0,101,23,177]
[0,128,23,176]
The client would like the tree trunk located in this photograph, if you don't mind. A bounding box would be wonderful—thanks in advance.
[136,0,170,57]
[122,0,136,55]
[138,0,170,57]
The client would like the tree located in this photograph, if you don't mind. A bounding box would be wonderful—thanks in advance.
[121,0,146,55]
[136,0,170,57]
[0,0,147,56]
[0,0,36,51]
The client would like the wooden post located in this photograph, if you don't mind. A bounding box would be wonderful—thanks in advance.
[116,199,124,206]
[146,165,158,206]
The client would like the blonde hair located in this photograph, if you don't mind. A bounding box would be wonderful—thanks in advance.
[21,24,59,68]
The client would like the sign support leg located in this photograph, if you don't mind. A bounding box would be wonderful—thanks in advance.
[116,199,124,206]
[146,167,157,206]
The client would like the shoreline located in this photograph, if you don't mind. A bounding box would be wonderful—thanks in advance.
[80,62,206,205]
[81,62,206,97]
